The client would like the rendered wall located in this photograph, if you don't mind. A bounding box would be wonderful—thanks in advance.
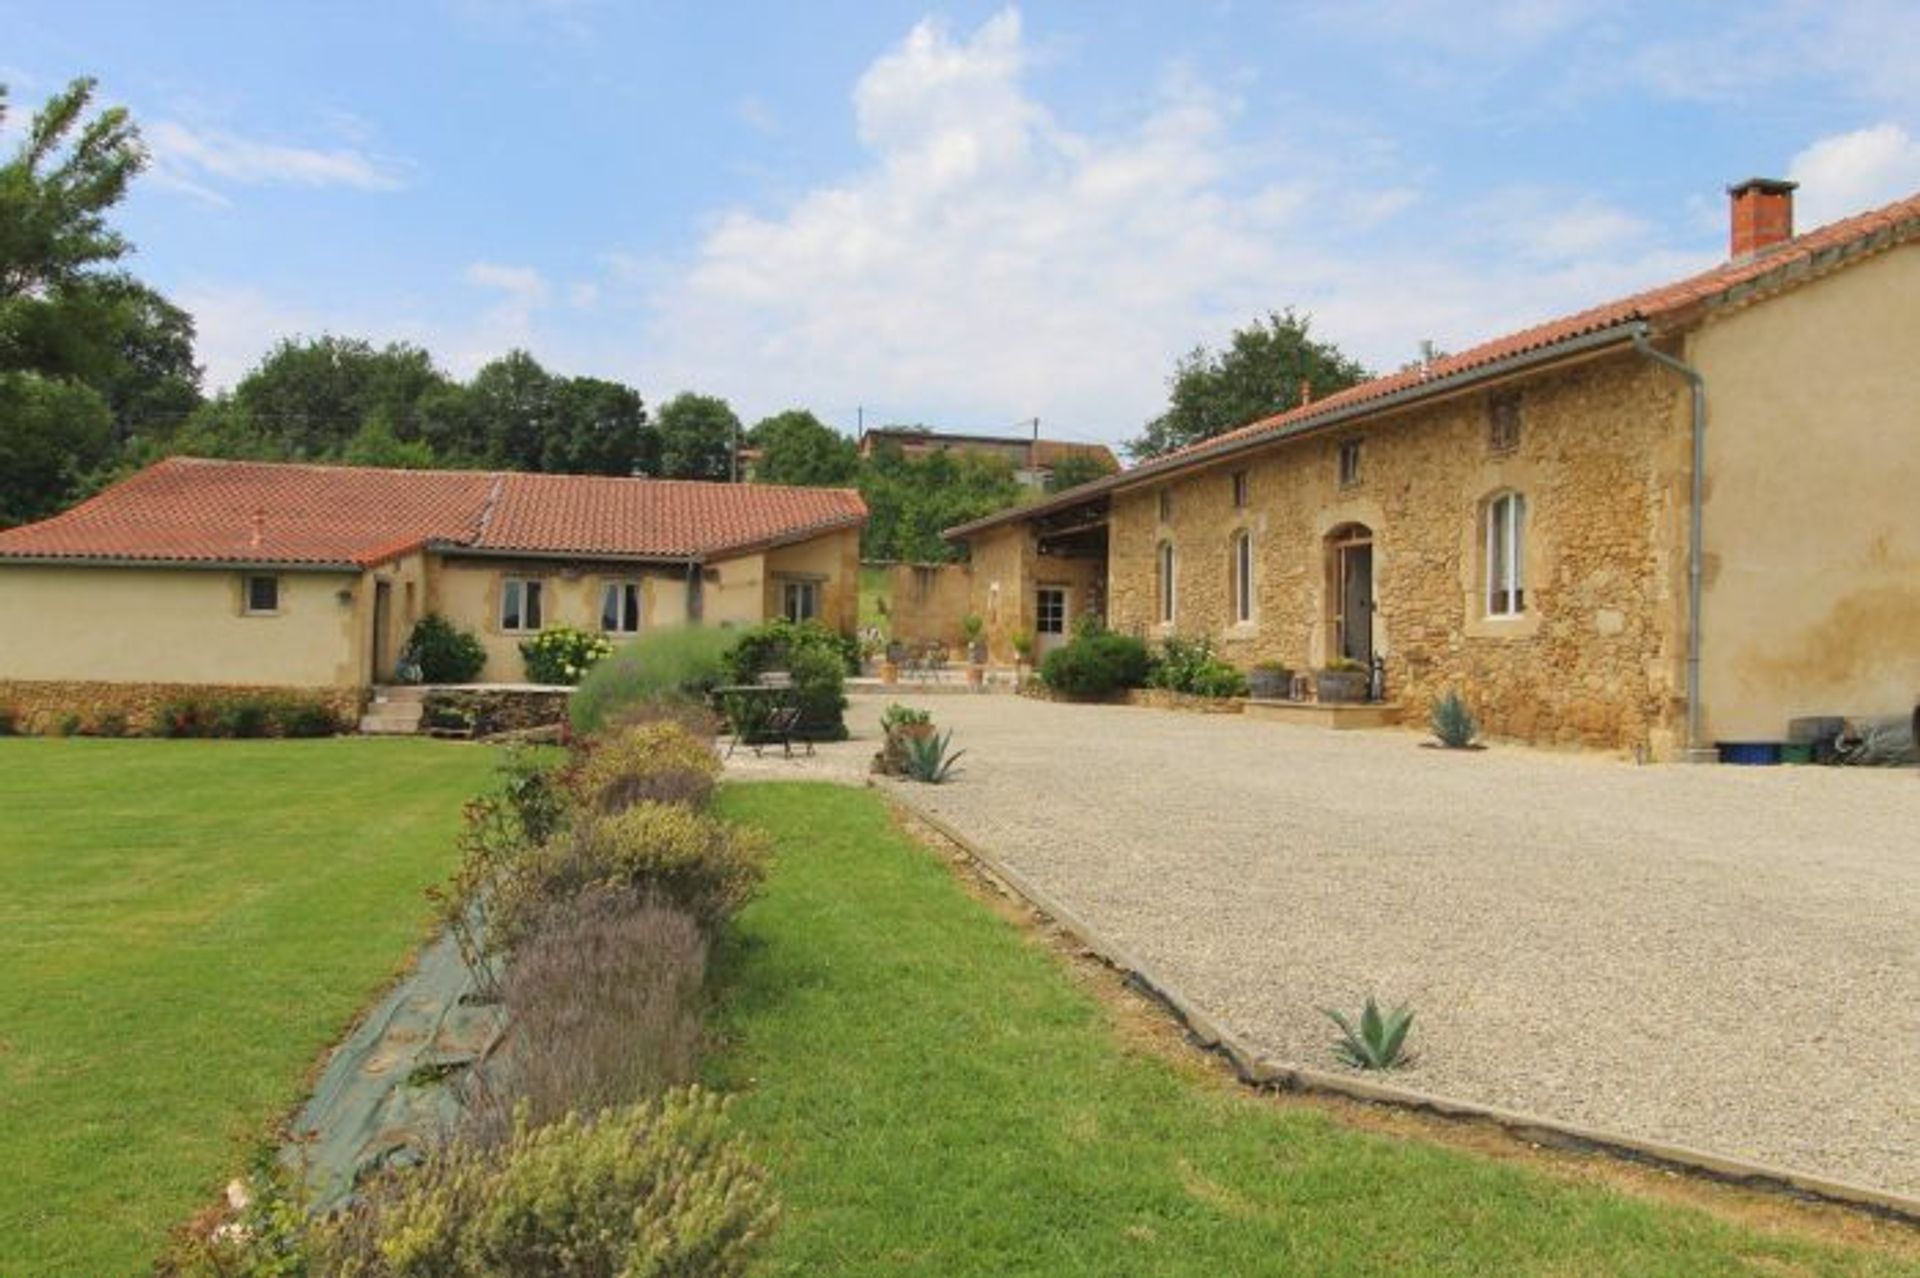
[428,557,694,683]
[1688,244,1920,740]
[874,561,974,648]
[1106,352,1691,753]
[0,564,362,687]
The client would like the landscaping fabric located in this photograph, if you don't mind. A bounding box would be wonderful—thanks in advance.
[284,928,502,1212]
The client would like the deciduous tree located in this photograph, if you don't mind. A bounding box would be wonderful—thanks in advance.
[655,391,740,481]
[748,409,857,487]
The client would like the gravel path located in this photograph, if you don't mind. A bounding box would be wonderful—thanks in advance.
[731,693,1920,1197]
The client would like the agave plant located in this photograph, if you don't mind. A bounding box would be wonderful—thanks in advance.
[1430,690,1479,749]
[903,728,965,784]
[1322,997,1415,1070]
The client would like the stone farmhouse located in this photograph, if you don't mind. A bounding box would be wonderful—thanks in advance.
[948,181,1920,759]
[0,458,865,728]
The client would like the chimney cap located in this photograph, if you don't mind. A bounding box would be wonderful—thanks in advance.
[1727,177,1798,197]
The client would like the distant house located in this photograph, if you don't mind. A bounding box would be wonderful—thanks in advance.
[948,180,1920,758]
[858,426,1118,489]
[0,458,866,726]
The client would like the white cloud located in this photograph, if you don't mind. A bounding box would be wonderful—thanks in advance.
[635,7,1703,442]
[147,119,407,201]
[1787,124,1920,228]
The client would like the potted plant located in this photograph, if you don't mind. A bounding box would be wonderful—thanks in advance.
[1010,629,1035,686]
[1247,661,1292,700]
[1315,656,1369,703]
[881,639,906,685]
[874,703,936,775]
[961,614,988,664]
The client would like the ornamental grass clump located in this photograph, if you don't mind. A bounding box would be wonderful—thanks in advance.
[1322,997,1416,1071]
[1430,690,1479,749]
[572,720,722,815]
[312,1089,775,1278]
[569,625,736,736]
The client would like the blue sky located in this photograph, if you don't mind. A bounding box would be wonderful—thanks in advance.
[6,1,1918,447]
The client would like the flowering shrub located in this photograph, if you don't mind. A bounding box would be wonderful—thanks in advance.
[521,625,614,685]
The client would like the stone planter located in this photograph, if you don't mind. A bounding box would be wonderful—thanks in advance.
[1247,667,1292,700]
[1314,669,1369,704]
[874,720,936,775]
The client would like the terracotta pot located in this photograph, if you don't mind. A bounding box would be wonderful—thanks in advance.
[965,664,985,687]
[881,661,899,685]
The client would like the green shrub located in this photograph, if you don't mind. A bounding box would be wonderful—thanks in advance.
[1430,691,1479,748]
[1323,997,1416,1070]
[1039,627,1152,698]
[520,625,613,685]
[496,802,770,943]
[1148,636,1249,698]
[92,710,129,738]
[404,613,488,684]
[218,700,270,738]
[315,1091,775,1278]
[56,712,82,737]
[0,706,15,736]
[724,619,849,740]
[276,701,339,738]
[570,626,736,736]
[572,721,721,814]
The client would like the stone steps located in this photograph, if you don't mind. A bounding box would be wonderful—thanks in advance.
[360,685,427,735]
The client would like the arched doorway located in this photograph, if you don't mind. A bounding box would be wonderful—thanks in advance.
[1325,523,1374,665]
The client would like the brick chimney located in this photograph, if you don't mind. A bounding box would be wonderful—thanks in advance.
[1728,177,1797,259]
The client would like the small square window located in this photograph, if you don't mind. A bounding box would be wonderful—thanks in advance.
[1338,438,1364,488]
[1231,470,1249,508]
[1488,392,1522,454]
[1158,488,1173,522]
[243,575,279,615]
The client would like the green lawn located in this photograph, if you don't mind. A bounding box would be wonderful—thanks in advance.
[0,738,498,1277]
[713,784,1915,1277]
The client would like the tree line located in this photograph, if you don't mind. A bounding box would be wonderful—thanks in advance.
[2,75,1371,560]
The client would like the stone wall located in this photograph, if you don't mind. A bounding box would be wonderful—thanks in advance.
[872,561,974,649]
[421,686,572,737]
[0,680,365,736]
[1107,352,1690,754]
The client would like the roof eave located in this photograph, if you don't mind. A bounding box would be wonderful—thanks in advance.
[428,541,700,566]
[0,553,362,572]
[944,319,1650,543]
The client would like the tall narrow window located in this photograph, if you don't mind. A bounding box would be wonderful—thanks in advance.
[501,576,544,632]
[1486,492,1527,617]
[1338,438,1364,487]
[1232,530,1253,624]
[601,581,642,634]
[1158,488,1173,522]
[1157,541,1177,624]
[1231,470,1249,508]
[1488,391,1522,454]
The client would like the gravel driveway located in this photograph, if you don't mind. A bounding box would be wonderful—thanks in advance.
[737,693,1920,1198]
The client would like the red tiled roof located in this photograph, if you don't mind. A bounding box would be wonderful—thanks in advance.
[947,185,1920,538]
[0,457,866,568]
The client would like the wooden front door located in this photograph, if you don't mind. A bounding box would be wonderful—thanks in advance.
[372,580,392,682]
[1330,530,1374,665]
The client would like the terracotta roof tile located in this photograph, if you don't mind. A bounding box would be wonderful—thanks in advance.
[948,185,1920,539]
[0,458,866,567]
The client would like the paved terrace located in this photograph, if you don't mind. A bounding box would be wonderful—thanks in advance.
[728,692,1920,1198]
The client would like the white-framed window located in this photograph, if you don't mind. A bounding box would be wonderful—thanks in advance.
[782,579,819,623]
[500,576,544,633]
[1035,586,1068,636]
[243,574,280,615]
[1231,469,1249,508]
[1231,529,1254,624]
[1157,540,1177,624]
[601,580,642,634]
[1486,491,1527,617]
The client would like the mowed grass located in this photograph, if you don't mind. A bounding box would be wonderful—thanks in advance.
[713,784,1916,1278]
[0,738,498,1277]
